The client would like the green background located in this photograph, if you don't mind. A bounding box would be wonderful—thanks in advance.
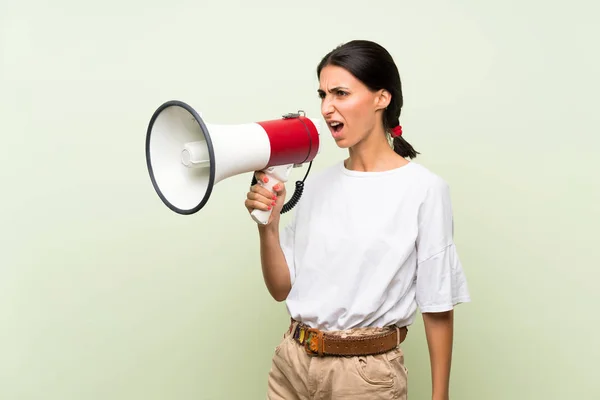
[1,0,598,398]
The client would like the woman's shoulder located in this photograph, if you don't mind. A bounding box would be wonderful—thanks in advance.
[406,162,450,188]
[405,163,456,214]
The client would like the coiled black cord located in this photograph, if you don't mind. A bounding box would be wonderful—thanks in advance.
[250,160,312,215]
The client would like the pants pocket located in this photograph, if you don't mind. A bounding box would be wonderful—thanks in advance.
[386,347,408,399]
[386,347,408,375]
[274,326,293,355]
[353,354,395,387]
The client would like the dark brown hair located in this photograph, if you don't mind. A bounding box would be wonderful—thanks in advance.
[317,40,419,159]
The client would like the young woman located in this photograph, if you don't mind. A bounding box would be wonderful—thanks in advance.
[245,40,471,400]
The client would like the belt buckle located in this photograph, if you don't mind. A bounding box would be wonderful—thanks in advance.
[304,328,324,357]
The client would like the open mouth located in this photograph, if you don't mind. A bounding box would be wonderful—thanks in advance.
[329,121,344,134]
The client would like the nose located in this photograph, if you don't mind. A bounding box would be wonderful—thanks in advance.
[321,96,334,117]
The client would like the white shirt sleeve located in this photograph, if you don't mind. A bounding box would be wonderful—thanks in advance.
[415,178,471,313]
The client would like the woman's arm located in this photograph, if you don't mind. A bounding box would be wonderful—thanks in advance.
[422,309,454,400]
[257,222,292,301]
[245,173,292,302]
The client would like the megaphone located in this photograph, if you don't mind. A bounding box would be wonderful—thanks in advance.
[145,100,321,224]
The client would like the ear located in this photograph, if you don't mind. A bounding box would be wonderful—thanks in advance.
[374,89,391,111]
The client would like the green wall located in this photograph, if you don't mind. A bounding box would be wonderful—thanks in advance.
[1,0,598,398]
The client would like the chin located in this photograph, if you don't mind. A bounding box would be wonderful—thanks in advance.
[332,134,360,149]
[332,137,351,148]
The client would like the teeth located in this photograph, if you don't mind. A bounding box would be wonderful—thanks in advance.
[330,122,341,127]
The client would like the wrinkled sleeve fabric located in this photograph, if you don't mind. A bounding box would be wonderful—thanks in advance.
[415,178,471,313]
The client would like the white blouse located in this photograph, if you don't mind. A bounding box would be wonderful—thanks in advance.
[279,160,471,331]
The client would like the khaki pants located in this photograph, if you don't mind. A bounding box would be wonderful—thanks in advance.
[267,320,408,399]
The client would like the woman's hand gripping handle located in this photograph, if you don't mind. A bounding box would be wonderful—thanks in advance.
[246,164,292,225]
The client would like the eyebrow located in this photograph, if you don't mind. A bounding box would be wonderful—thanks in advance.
[317,86,350,93]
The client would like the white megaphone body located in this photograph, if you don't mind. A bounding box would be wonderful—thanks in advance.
[145,100,321,224]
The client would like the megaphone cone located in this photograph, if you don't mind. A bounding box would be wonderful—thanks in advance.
[145,100,321,223]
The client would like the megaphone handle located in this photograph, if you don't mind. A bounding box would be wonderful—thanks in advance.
[250,165,293,225]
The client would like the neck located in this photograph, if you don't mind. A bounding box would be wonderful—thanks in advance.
[345,128,408,172]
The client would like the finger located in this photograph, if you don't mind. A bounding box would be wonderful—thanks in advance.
[245,199,273,212]
[247,190,277,205]
[272,183,286,195]
[250,184,278,200]
[254,171,268,183]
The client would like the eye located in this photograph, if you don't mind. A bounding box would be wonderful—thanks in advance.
[317,91,326,99]
[336,90,348,96]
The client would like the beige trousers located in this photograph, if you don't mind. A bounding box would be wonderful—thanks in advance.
[266,321,408,399]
